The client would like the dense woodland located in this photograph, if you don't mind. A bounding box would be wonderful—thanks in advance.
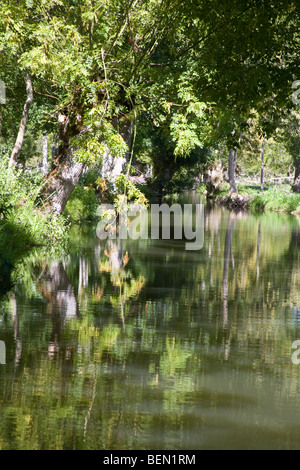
[1,0,300,245]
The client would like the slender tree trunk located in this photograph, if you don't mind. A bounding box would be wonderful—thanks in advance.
[228,131,242,194]
[42,131,48,176]
[9,69,33,168]
[52,134,58,160]
[0,80,6,105]
[228,148,237,194]
[261,133,266,191]
[293,158,300,193]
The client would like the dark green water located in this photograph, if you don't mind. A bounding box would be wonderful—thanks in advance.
[1,193,300,450]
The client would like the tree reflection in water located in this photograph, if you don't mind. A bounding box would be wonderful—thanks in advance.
[1,200,300,449]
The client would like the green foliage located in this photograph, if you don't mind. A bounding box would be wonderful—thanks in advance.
[170,114,203,157]
[169,80,208,157]
[1,0,300,232]
[72,109,128,166]
[237,122,294,177]
[0,159,69,254]
[115,174,149,206]
[64,183,99,223]
[134,112,208,195]
[239,184,300,214]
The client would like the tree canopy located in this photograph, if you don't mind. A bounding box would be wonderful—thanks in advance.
[1,0,300,213]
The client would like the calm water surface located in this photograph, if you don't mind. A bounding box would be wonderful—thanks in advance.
[1,193,300,450]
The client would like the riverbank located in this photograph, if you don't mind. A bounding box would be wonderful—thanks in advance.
[200,182,300,214]
[0,164,70,296]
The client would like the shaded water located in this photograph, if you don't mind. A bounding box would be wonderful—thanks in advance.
[1,193,300,450]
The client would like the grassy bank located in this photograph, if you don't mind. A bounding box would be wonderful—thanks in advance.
[198,181,300,214]
[237,183,300,213]
[0,166,68,249]
[0,163,68,285]
[0,163,70,296]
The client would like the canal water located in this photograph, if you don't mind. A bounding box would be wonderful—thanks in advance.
[0,193,300,449]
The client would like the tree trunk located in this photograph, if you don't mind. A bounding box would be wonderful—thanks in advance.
[293,158,300,193]
[42,131,48,176]
[40,117,133,215]
[9,69,33,168]
[228,131,242,195]
[228,148,237,194]
[40,145,85,215]
[52,133,58,160]
[38,109,86,215]
[0,79,6,105]
[119,118,134,158]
